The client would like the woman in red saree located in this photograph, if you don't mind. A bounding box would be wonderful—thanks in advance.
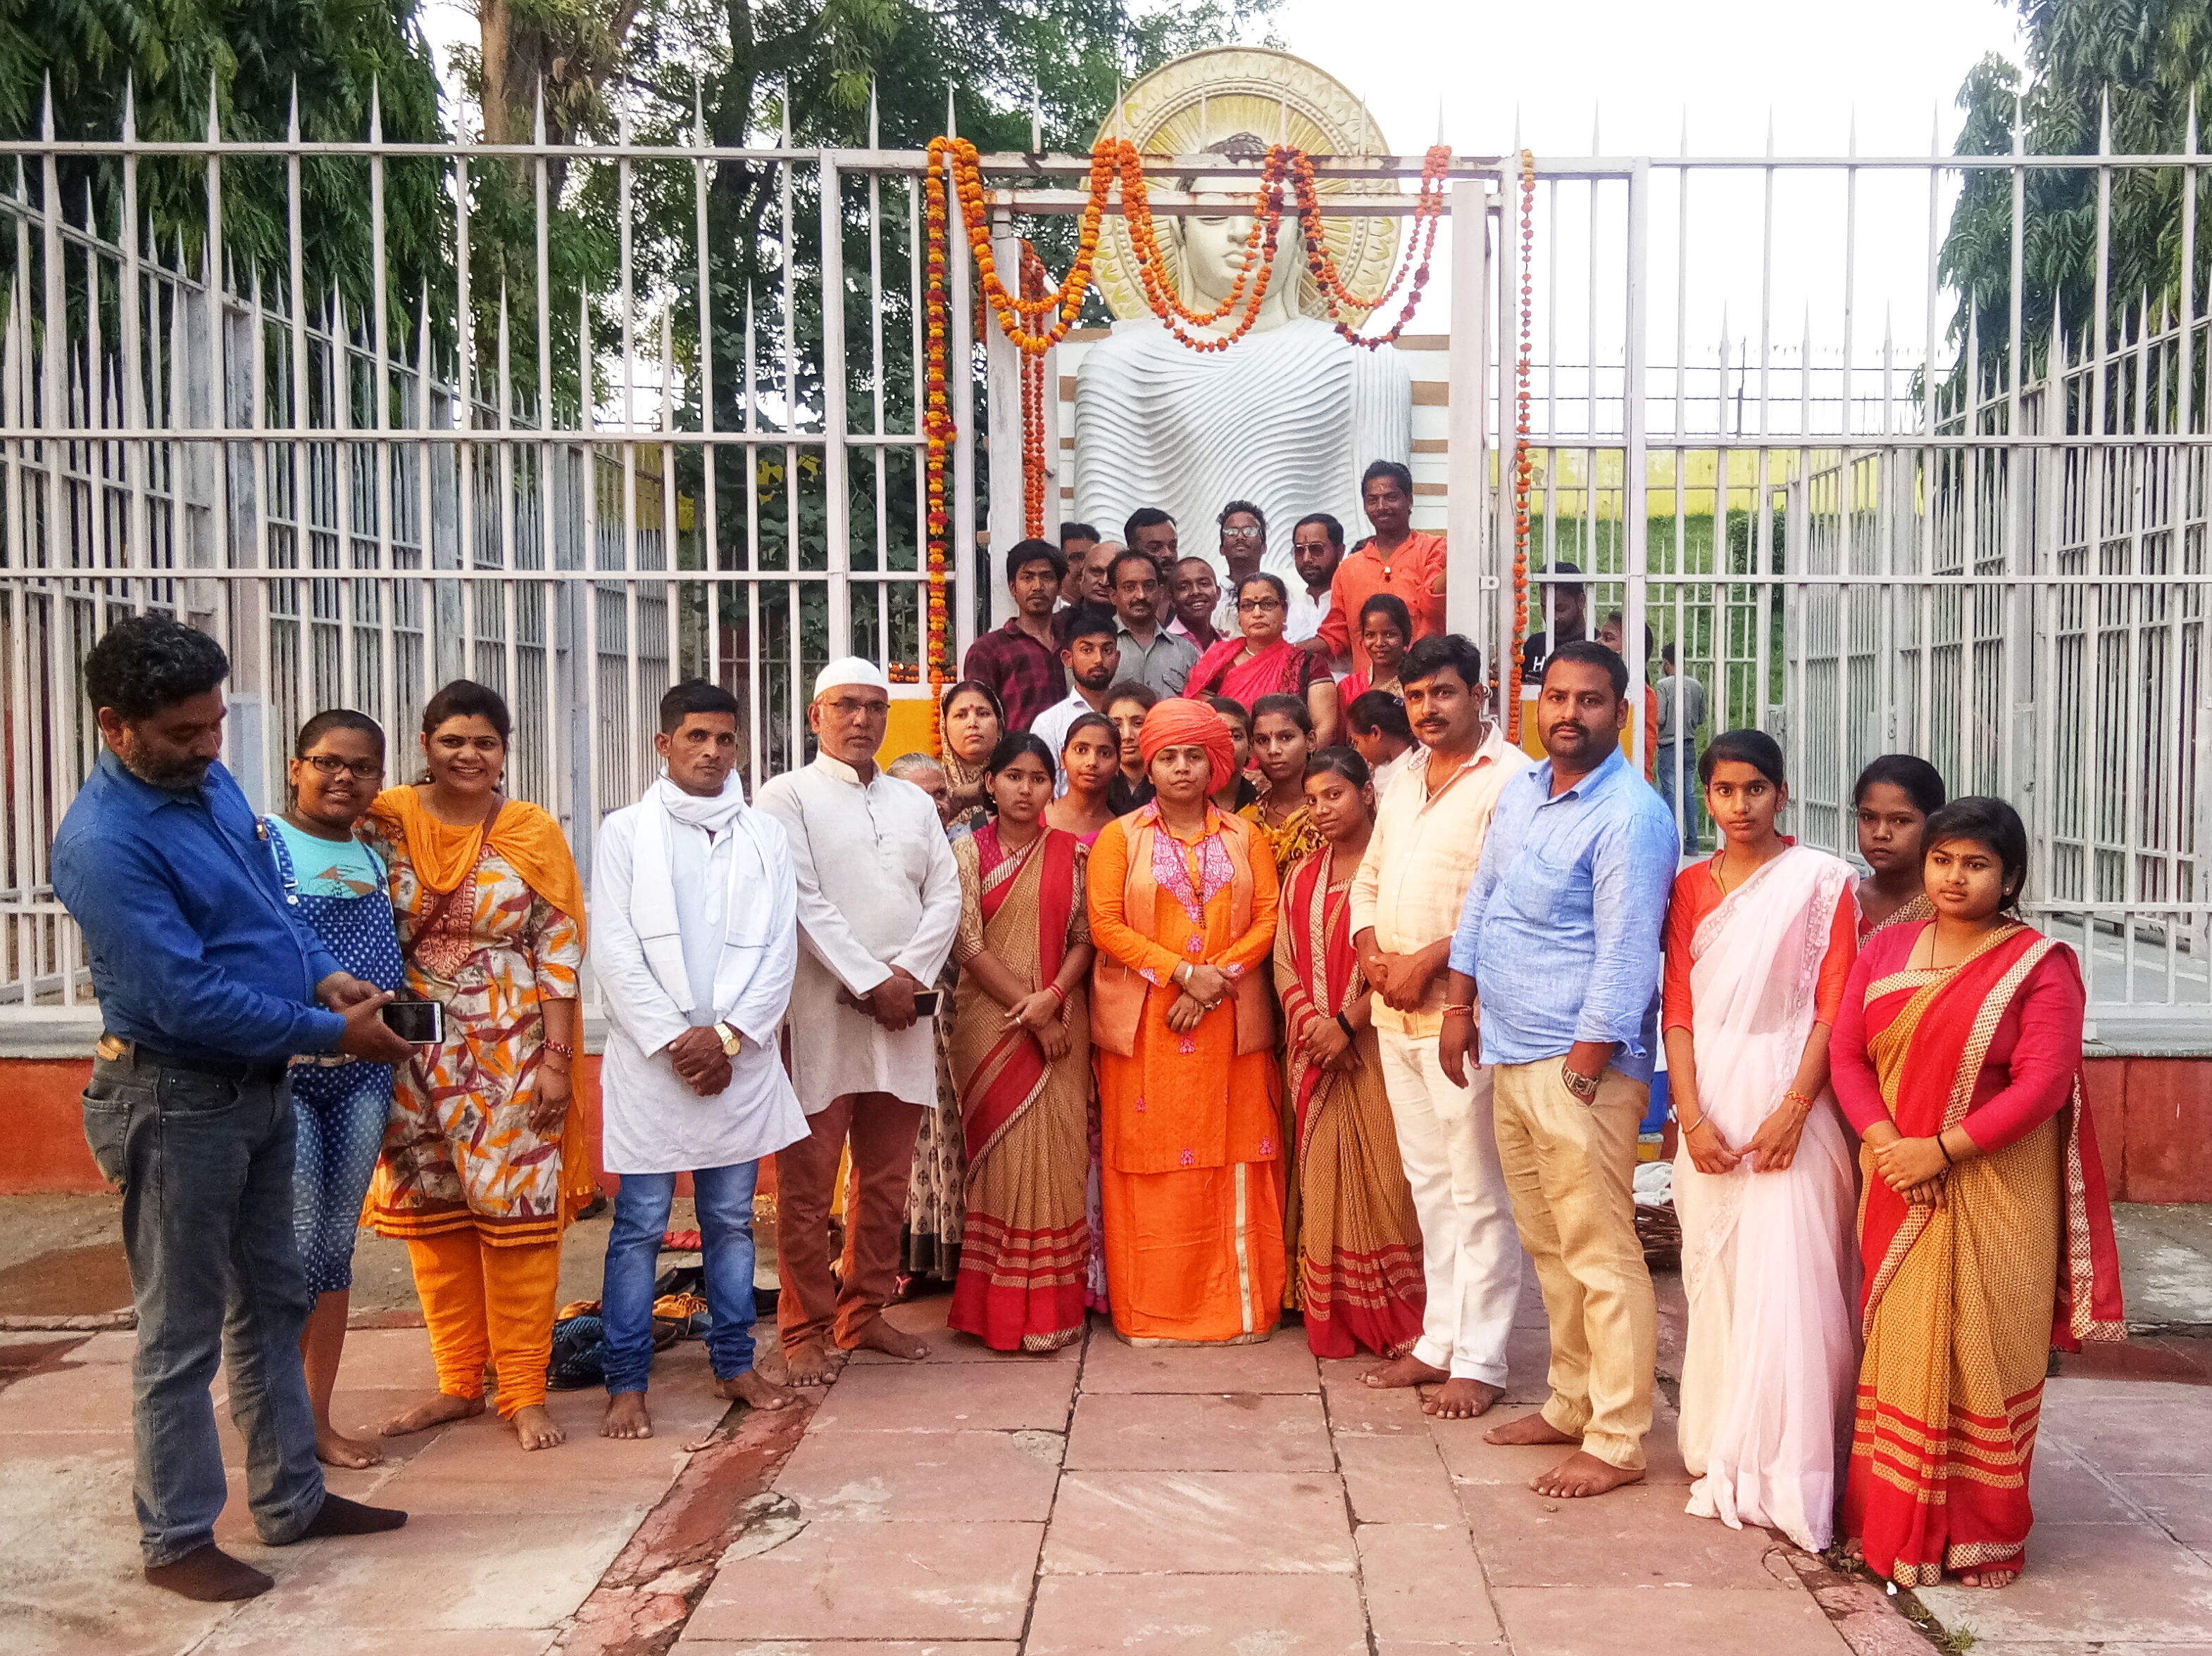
[1189,572,1339,746]
[1830,796,2124,1590]
[946,734,1096,1352]
[1274,747,1424,1358]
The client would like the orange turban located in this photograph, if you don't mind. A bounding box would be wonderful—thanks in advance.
[1138,697,1238,790]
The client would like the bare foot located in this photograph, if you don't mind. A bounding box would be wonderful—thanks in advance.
[846,1318,930,1362]
[1423,1377,1506,1419]
[1484,1411,1581,1448]
[716,1369,796,1410]
[1530,1448,1644,1498]
[783,1341,845,1386]
[315,1425,385,1469]
[507,1403,566,1451]
[1956,1568,2019,1589]
[380,1391,485,1438]
[1839,1538,1866,1566]
[1361,1351,1449,1391]
[601,1391,653,1439]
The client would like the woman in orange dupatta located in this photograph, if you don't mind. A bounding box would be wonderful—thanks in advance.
[1830,797,2123,1589]
[1087,698,1284,1345]
[946,734,1096,1352]
[363,681,589,1453]
[1274,748,1423,1359]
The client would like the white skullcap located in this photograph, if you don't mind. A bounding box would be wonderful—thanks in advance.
[812,656,892,700]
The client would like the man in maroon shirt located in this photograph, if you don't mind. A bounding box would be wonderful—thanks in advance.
[961,539,1066,732]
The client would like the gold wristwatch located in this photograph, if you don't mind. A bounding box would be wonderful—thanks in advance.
[714,1021,743,1057]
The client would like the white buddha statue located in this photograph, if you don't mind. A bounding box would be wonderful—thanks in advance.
[1073,134,1413,587]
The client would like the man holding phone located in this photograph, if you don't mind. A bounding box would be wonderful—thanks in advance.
[53,616,413,1602]
[757,658,962,1386]
[590,681,809,1438]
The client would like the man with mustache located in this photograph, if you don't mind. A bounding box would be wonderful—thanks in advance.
[54,615,413,1601]
[1350,634,1530,1421]
[1439,640,1677,1501]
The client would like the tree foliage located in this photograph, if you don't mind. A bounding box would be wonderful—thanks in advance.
[1945,0,2212,387]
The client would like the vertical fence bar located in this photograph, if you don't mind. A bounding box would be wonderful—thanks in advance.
[820,151,851,660]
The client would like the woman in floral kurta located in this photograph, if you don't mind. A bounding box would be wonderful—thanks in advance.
[365,681,587,1452]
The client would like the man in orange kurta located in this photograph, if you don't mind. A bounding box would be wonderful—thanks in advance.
[1308,460,1446,680]
[1087,701,1285,1345]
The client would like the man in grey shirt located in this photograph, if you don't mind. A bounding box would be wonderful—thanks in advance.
[1106,546,1199,696]
[1654,643,1706,855]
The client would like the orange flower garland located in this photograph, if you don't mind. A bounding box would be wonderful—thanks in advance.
[1508,148,1536,741]
[1020,242,1050,539]
[1288,143,1452,349]
[923,137,956,755]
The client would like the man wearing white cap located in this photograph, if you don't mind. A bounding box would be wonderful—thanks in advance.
[756,658,962,1383]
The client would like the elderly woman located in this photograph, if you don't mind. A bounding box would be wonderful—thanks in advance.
[1086,698,1283,1345]
[367,679,586,1453]
[1189,572,1340,747]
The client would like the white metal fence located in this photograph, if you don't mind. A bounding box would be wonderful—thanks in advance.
[4,108,2208,1028]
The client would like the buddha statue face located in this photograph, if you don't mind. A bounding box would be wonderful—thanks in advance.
[1171,134,1303,333]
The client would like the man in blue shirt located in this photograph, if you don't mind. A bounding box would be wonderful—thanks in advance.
[54,615,413,1602]
[1439,640,1677,1502]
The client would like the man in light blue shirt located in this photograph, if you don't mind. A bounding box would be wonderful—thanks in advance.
[1438,640,1676,1502]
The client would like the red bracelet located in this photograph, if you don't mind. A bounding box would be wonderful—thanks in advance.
[1046,984,1067,1009]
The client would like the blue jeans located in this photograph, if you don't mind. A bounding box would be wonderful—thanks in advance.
[289,1060,393,1296]
[601,1162,761,1393]
[1654,741,1700,856]
[82,1051,325,1567]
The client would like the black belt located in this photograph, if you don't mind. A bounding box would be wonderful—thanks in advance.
[97,1036,289,1086]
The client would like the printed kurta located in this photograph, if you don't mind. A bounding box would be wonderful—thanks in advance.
[364,805,585,1248]
[1087,805,1285,1346]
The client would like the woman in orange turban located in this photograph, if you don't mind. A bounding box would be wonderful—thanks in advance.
[1085,698,1285,1344]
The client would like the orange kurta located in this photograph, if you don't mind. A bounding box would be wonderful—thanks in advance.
[1087,806,1285,1345]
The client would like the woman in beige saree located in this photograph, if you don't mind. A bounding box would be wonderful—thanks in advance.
[946,734,1096,1351]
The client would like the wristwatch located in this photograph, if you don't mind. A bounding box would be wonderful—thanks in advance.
[1560,1060,1602,1104]
[714,1021,743,1057]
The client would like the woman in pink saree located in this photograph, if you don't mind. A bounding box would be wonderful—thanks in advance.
[1662,730,1861,1551]
[1187,572,1339,746]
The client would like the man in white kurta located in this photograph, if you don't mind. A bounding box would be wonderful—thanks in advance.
[756,658,961,1381]
[592,682,808,1438]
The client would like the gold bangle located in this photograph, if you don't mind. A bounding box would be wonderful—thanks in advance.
[1782,1088,1815,1112]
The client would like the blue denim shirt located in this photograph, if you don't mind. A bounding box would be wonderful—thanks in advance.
[1446,746,1678,1082]
[54,750,347,1064]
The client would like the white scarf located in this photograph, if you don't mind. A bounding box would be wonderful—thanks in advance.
[630,774,769,1014]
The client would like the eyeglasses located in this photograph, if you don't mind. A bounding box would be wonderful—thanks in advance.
[1237,597,1285,613]
[825,696,889,717]
[301,754,385,782]
[1221,526,1263,541]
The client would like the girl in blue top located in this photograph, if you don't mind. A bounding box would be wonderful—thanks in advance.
[267,710,404,1468]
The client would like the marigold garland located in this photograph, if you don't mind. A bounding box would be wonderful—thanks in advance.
[920,134,1461,751]
[1508,148,1536,742]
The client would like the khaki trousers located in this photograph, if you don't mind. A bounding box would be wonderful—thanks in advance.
[1490,1058,1656,1471]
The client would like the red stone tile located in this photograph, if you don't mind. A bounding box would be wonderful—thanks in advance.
[196,1631,558,1655]
[685,1521,1042,1642]
[1040,1470,1354,1574]
[1425,1404,1580,1487]
[806,1358,1074,1434]
[0,1357,137,1434]
[1080,1324,1319,1393]
[1336,1431,1461,1524]
[1356,1524,1505,1644]
[1063,1391,1333,1472]
[1024,1572,1369,1655]
[1456,1481,1795,1590]
[676,1645,1020,1655]
[2119,1059,2212,1204]
[1490,1585,1847,1655]
[773,1427,1062,1522]
[842,1296,1080,1367]
[1913,1521,2212,1645]
[1318,1367,1430,1436]
[330,1326,444,1391]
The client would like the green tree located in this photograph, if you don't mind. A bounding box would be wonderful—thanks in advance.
[1944,0,2212,389]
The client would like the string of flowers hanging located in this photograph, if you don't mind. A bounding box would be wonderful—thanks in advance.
[1287,144,1454,349]
[1508,148,1537,742]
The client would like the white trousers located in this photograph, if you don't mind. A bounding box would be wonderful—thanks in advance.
[1375,1027,1525,1383]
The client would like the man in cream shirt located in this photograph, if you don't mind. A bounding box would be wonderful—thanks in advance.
[591,680,808,1438]
[756,658,961,1384]
[1349,634,1530,1421]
